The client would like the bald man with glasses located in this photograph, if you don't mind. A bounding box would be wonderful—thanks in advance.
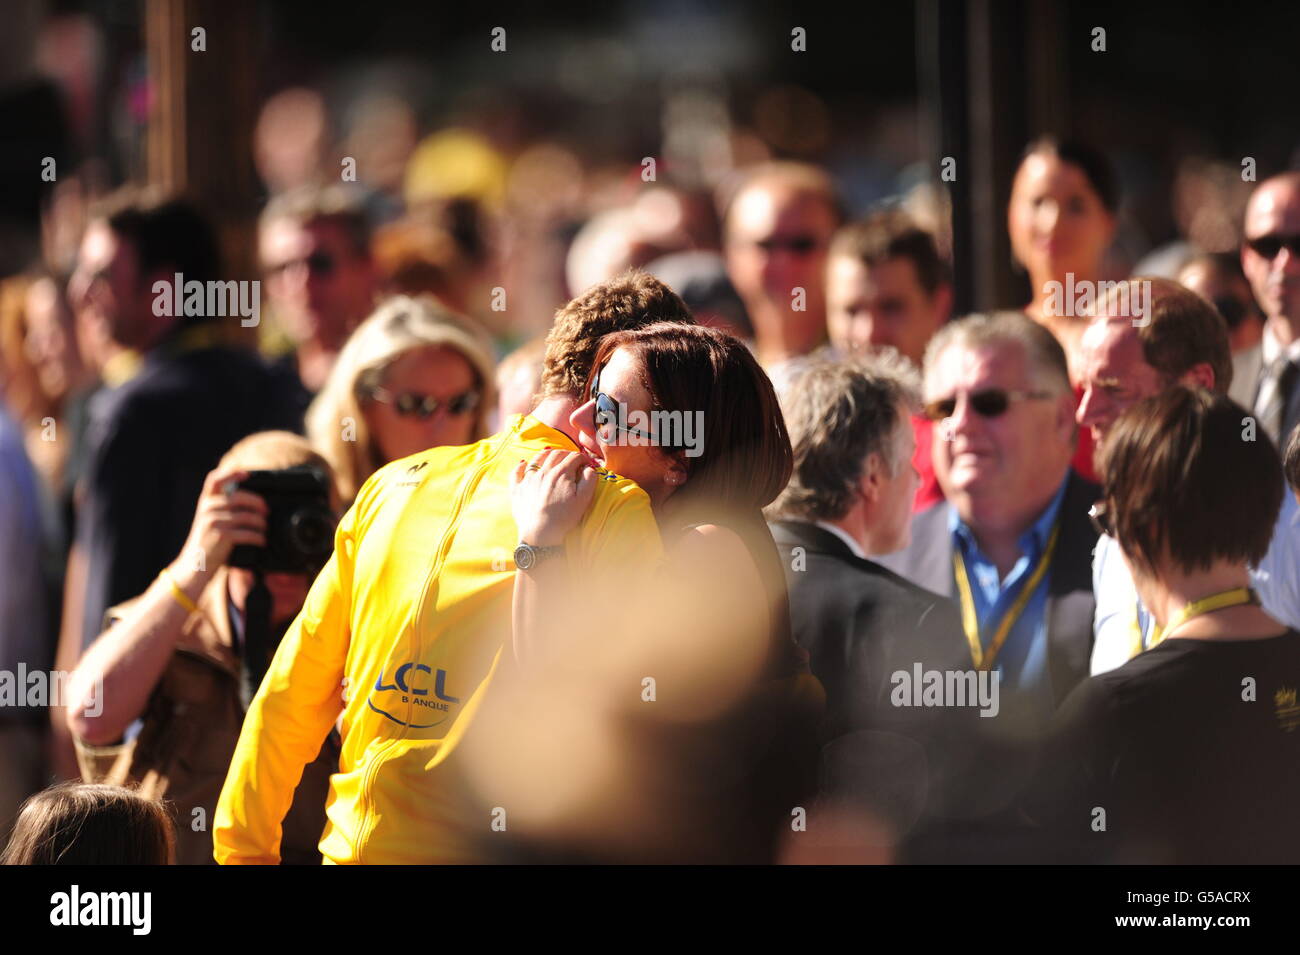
[1235,172,1300,445]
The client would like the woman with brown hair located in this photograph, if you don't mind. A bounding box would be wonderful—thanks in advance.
[2,782,174,865]
[1035,387,1300,863]
[490,322,821,863]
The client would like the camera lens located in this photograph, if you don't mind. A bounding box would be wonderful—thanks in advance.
[288,508,335,563]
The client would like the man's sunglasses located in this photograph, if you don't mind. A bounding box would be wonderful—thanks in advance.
[269,251,336,277]
[369,387,480,419]
[755,235,822,256]
[1245,233,1300,261]
[922,388,1052,422]
[1088,501,1113,538]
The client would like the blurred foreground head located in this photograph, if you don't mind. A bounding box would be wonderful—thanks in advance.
[2,783,173,865]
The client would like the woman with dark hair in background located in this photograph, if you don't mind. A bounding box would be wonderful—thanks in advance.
[492,322,822,863]
[1008,137,1121,481]
[1033,387,1300,863]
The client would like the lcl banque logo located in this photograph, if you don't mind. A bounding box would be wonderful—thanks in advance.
[367,662,461,728]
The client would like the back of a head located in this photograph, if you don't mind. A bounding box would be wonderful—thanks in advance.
[589,321,793,521]
[100,190,222,287]
[538,271,695,401]
[2,783,173,865]
[1102,387,1282,578]
[1100,276,1233,394]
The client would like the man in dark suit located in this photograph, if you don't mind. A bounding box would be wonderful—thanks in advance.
[1236,172,1300,447]
[878,312,1100,727]
[768,352,970,856]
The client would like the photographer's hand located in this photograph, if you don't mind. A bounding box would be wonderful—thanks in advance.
[68,465,268,746]
[170,466,269,598]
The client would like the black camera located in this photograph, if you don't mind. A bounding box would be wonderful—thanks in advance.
[228,465,336,574]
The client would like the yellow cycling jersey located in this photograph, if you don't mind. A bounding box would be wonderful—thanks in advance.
[213,415,662,864]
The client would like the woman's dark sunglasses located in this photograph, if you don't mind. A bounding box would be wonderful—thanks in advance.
[369,387,480,419]
[922,388,1052,422]
[589,366,662,443]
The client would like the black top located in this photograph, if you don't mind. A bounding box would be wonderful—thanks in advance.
[1033,628,1300,863]
[78,340,307,651]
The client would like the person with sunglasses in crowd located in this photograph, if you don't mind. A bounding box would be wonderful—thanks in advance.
[876,310,1099,859]
[502,321,823,863]
[1235,171,1300,448]
[1031,388,1300,863]
[214,273,689,865]
[722,161,844,385]
[258,186,378,396]
[306,295,496,504]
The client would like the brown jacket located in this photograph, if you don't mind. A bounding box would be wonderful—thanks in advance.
[74,567,338,864]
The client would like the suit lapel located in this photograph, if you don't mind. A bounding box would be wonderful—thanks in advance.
[1044,473,1101,703]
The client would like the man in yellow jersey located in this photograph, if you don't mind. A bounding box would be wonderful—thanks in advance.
[214,272,694,864]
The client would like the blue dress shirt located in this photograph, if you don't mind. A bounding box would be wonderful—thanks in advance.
[950,476,1069,721]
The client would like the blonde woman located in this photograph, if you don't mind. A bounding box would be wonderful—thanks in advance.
[307,296,496,503]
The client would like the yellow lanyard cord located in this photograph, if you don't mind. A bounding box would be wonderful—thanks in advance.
[953,521,1061,671]
[1153,587,1258,646]
[1128,610,1152,658]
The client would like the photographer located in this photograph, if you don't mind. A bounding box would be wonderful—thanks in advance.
[65,431,340,864]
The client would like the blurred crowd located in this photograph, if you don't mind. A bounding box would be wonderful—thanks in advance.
[4,63,1300,864]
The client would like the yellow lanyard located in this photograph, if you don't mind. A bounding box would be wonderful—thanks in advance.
[953,521,1061,671]
[1153,587,1258,646]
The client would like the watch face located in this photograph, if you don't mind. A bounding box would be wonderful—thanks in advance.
[513,544,534,570]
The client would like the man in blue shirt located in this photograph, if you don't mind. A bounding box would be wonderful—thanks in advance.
[880,311,1099,730]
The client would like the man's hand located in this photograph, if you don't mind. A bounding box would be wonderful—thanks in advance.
[511,449,597,547]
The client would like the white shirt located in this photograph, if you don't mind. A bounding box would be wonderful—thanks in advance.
[1091,489,1300,676]
[1252,323,1300,422]
[813,520,868,561]
[1090,533,1149,676]
[1251,489,1300,631]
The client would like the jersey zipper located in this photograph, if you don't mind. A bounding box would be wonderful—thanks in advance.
[353,438,507,862]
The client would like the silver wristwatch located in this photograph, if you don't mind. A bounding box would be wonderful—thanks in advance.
[513,541,565,571]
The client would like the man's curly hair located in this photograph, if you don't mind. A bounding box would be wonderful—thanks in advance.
[538,271,695,400]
